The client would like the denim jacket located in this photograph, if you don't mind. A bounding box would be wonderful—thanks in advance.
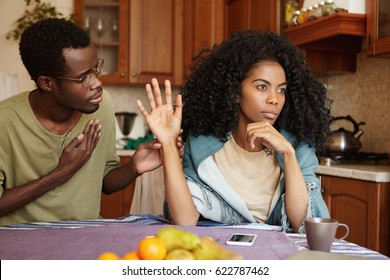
[181,130,330,231]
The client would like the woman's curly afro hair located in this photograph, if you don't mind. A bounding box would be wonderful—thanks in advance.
[19,18,90,84]
[181,30,332,154]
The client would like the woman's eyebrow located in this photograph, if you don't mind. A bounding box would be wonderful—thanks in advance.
[278,82,287,87]
[252,78,271,85]
[252,79,287,87]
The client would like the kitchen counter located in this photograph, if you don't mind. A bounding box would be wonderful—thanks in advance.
[117,149,390,183]
[116,149,135,157]
[316,163,390,183]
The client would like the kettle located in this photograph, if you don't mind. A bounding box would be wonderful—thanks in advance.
[326,115,365,154]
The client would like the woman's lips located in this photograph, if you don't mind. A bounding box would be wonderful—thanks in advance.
[262,111,278,120]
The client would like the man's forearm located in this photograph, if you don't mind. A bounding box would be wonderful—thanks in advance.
[0,168,67,217]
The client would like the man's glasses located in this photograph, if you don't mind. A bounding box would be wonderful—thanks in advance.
[56,58,104,88]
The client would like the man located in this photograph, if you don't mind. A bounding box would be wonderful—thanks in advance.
[0,18,176,225]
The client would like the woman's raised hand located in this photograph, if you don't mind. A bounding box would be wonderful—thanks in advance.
[137,78,182,145]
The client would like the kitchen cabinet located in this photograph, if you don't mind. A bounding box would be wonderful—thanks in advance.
[183,0,225,78]
[100,156,135,219]
[223,1,366,74]
[321,175,390,257]
[224,0,302,37]
[283,12,366,74]
[128,0,183,85]
[74,0,184,86]
[225,0,279,37]
[73,0,129,84]
[366,0,390,56]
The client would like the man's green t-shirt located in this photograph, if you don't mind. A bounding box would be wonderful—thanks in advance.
[0,90,120,225]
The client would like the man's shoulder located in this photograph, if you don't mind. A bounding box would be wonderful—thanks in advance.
[0,92,30,124]
[0,91,29,110]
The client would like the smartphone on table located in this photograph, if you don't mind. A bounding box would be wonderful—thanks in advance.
[225,233,257,246]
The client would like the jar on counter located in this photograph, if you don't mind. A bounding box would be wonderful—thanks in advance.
[307,6,315,21]
[308,5,321,21]
[322,0,337,17]
[284,0,299,26]
[290,10,300,27]
[297,8,308,25]
[315,2,325,19]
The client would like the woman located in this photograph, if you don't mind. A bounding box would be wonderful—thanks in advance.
[137,30,331,232]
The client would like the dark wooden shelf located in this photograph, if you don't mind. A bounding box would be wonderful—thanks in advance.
[284,12,366,45]
[283,13,367,75]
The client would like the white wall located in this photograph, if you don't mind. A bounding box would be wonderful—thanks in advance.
[0,0,161,137]
[0,0,160,114]
[0,0,74,92]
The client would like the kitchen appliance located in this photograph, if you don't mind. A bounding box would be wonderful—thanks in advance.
[115,112,137,141]
[326,115,365,154]
[323,152,390,165]
[322,115,390,165]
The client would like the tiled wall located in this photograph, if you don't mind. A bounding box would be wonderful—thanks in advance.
[106,84,149,114]
[106,83,180,114]
[108,53,390,154]
[321,53,390,153]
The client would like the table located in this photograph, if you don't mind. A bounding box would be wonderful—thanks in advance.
[0,215,388,260]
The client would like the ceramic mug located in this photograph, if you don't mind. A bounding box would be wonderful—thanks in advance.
[302,217,349,252]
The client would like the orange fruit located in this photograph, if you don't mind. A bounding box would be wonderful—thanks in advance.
[97,251,120,260]
[122,251,140,260]
[137,236,167,260]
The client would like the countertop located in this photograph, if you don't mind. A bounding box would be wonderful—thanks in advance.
[316,163,390,183]
[116,149,135,157]
[116,149,390,183]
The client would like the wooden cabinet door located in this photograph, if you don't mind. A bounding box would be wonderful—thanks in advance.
[366,0,390,56]
[129,0,184,86]
[321,175,390,256]
[183,0,225,78]
[225,0,279,38]
[100,156,135,219]
[73,0,130,84]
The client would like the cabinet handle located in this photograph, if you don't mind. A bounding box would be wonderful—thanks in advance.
[321,184,327,198]
[131,72,137,77]
[120,72,125,78]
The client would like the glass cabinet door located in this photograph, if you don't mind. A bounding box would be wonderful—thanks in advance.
[74,0,129,84]
[367,0,390,56]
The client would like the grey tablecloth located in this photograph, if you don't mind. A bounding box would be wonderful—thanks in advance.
[0,215,387,260]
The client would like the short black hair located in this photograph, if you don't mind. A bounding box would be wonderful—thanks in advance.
[181,30,332,154]
[19,18,90,84]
